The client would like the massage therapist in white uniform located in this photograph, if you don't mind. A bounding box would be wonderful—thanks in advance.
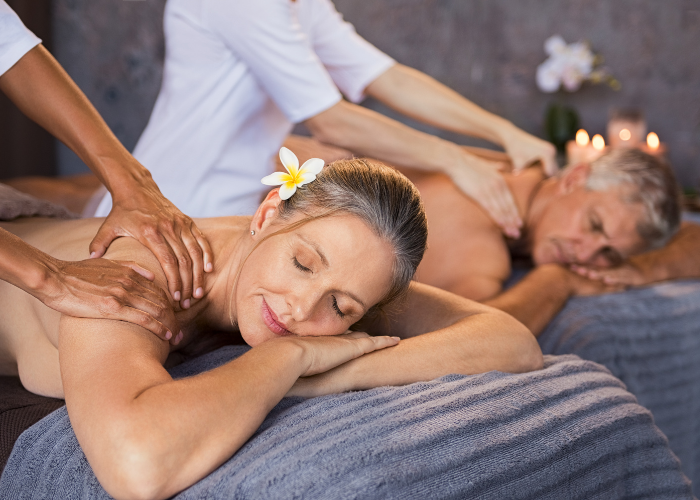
[94,0,557,239]
[0,0,213,340]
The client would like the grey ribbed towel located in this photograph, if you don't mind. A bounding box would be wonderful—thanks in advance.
[0,350,693,499]
[539,280,700,496]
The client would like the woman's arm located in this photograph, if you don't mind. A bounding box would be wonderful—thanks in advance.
[0,227,178,340]
[0,45,212,307]
[289,282,543,398]
[59,315,397,499]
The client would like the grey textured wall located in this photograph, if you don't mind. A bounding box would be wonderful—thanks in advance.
[53,0,700,189]
[53,0,166,175]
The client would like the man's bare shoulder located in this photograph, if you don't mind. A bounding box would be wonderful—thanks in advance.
[407,172,511,300]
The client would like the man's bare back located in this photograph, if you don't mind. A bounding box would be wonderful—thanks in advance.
[403,167,545,301]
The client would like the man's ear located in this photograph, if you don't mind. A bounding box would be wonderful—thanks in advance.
[251,189,283,235]
[558,163,591,194]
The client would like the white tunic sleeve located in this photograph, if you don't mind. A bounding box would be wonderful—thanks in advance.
[307,0,395,104]
[0,0,41,77]
[204,0,344,124]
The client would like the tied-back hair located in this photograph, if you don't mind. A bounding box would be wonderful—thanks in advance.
[580,149,681,249]
[276,158,428,310]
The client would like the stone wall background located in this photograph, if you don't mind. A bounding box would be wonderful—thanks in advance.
[53,0,700,188]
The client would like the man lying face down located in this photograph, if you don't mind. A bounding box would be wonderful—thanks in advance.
[405,148,695,335]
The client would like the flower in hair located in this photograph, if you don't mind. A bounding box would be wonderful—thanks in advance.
[262,147,325,200]
[261,147,325,200]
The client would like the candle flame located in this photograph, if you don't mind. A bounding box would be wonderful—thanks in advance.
[592,134,605,151]
[647,132,660,150]
[619,128,631,141]
[575,129,590,147]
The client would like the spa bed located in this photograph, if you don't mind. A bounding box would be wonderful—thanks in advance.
[1,183,698,497]
[0,348,694,499]
[539,278,700,496]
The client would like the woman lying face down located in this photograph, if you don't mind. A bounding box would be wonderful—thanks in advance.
[0,157,541,499]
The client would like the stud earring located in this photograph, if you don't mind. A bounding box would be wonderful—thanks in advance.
[250,230,255,236]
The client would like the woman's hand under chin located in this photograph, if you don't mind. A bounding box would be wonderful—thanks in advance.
[276,331,399,380]
[279,332,398,399]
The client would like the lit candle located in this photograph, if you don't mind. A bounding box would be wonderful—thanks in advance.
[607,109,646,148]
[647,132,660,150]
[592,134,605,151]
[641,131,666,157]
[566,129,592,165]
[576,129,590,147]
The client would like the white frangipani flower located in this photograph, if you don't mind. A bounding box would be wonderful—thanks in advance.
[261,147,325,200]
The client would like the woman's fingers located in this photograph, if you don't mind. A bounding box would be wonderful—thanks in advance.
[298,333,399,377]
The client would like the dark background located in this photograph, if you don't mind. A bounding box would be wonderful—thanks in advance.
[2,0,699,189]
[0,0,55,178]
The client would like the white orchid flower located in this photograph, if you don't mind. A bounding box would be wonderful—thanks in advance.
[261,147,325,200]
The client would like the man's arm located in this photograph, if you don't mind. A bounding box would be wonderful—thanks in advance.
[289,282,543,398]
[365,64,558,175]
[0,45,212,307]
[572,222,700,286]
[484,264,621,337]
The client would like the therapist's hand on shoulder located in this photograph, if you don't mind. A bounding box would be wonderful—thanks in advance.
[444,151,523,239]
[500,124,558,177]
[88,175,213,310]
[43,257,181,343]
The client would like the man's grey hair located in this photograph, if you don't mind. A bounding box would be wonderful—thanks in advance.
[575,149,682,249]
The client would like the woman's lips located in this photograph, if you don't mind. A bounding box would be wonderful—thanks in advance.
[261,298,292,336]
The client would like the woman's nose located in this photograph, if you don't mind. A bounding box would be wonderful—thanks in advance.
[286,288,321,323]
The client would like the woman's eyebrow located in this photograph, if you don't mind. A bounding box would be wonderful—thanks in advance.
[341,289,367,309]
[296,234,329,267]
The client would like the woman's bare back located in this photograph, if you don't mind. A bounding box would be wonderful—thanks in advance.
[0,218,106,396]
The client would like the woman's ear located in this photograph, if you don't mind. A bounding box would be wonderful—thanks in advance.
[250,189,283,235]
[558,163,591,194]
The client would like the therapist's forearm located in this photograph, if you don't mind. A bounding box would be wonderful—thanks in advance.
[0,227,59,299]
[365,64,514,147]
[305,100,479,177]
[0,45,153,198]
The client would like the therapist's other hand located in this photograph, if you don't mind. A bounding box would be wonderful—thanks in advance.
[42,257,180,343]
[500,124,558,177]
[88,183,213,309]
[448,154,523,239]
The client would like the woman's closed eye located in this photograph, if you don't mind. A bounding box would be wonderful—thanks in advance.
[331,295,346,318]
[293,257,312,273]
